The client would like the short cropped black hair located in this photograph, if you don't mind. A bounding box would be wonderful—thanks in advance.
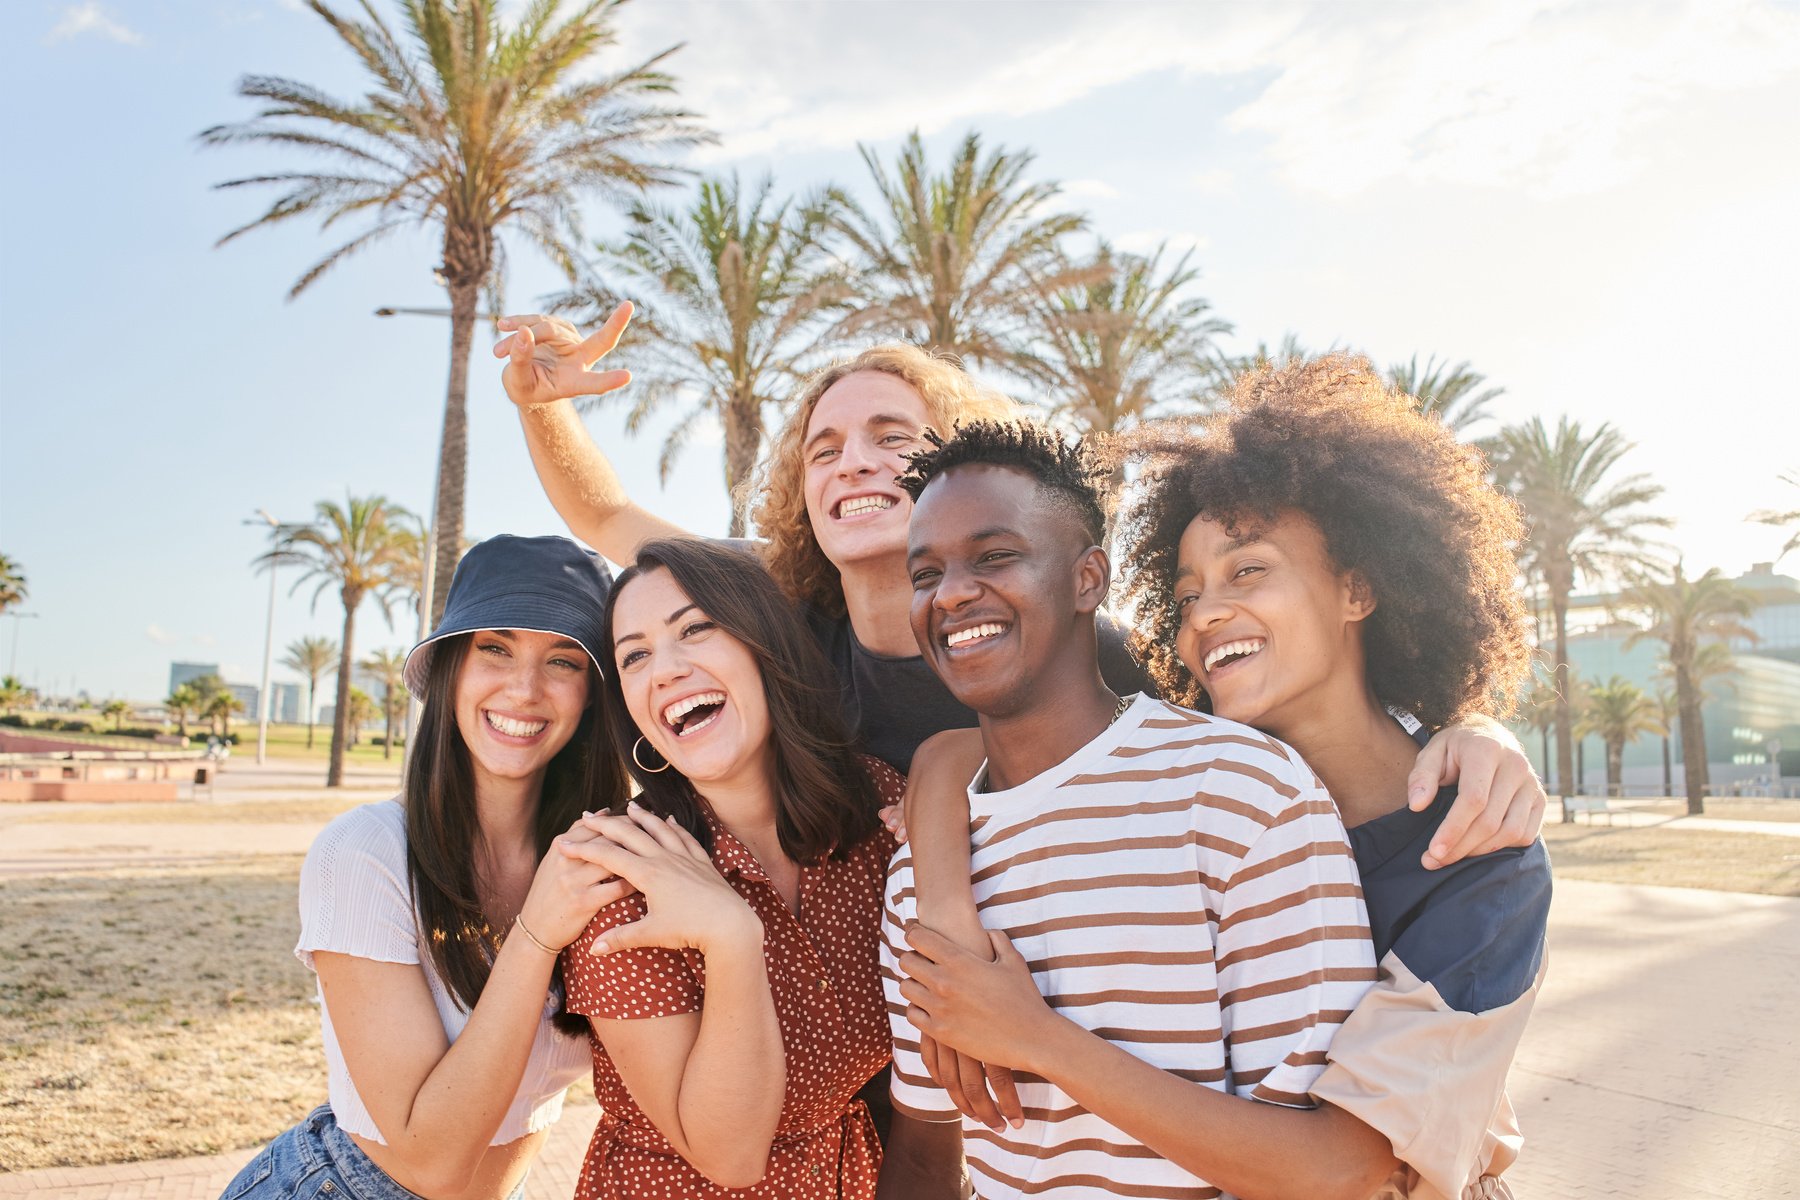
[897,420,1109,546]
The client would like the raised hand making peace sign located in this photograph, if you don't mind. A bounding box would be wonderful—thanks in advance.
[493,301,636,409]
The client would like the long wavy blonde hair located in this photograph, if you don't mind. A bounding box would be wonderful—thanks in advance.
[747,344,1018,616]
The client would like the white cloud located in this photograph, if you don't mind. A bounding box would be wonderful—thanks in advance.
[1062,179,1122,200]
[1114,230,1212,257]
[146,625,177,645]
[605,0,1797,200]
[47,2,143,45]
[604,2,1299,163]
[1225,0,1800,198]
[1189,168,1236,196]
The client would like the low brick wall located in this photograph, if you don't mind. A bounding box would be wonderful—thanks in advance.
[0,779,182,802]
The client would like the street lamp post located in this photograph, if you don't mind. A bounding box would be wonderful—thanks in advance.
[5,612,40,679]
[246,511,309,766]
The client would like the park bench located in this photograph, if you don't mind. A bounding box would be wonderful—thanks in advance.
[1563,794,1617,825]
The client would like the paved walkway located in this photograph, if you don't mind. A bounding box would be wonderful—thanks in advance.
[5,797,1799,1196]
[1573,810,1800,838]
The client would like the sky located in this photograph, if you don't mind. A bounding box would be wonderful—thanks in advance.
[1,0,1797,705]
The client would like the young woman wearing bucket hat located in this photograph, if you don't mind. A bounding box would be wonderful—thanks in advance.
[219,535,631,1200]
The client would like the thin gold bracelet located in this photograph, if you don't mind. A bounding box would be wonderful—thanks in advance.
[512,913,559,956]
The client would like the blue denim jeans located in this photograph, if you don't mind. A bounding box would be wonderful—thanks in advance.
[221,1105,529,1200]
[220,1106,423,1200]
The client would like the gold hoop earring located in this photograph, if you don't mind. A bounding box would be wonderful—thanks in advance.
[632,735,671,774]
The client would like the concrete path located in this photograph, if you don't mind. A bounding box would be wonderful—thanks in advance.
[1575,810,1800,838]
[4,846,1798,1195]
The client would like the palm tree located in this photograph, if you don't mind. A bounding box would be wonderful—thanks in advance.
[361,648,407,760]
[1623,564,1759,814]
[1024,239,1229,502]
[832,129,1086,368]
[1579,677,1660,797]
[1651,686,1679,797]
[347,687,379,748]
[1748,470,1800,564]
[1519,671,1560,786]
[207,690,246,740]
[1386,355,1504,438]
[281,635,340,750]
[201,0,708,624]
[273,495,414,786]
[0,676,31,716]
[188,673,228,714]
[166,683,200,739]
[566,174,846,534]
[102,699,130,732]
[1493,416,1669,801]
[0,554,25,613]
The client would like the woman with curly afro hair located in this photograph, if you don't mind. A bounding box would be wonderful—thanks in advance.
[900,357,1553,1199]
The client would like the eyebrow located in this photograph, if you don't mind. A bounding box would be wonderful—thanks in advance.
[803,412,919,454]
[1177,530,1267,579]
[486,629,585,652]
[908,526,1023,562]
[612,603,699,648]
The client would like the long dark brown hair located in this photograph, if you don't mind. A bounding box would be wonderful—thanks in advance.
[405,632,628,1012]
[601,537,880,862]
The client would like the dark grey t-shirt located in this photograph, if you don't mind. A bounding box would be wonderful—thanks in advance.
[803,605,1156,774]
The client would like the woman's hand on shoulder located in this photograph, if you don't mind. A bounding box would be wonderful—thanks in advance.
[515,811,639,951]
[1408,715,1547,868]
[559,802,762,957]
[493,303,634,409]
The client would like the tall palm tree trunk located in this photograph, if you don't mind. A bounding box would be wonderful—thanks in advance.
[723,396,762,539]
[1606,739,1623,796]
[1661,734,1673,797]
[1551,587,1575,814]
[328,599,360,788]
[1674,666,1708,815]
[305,677,317,749]
[429,270,482,626]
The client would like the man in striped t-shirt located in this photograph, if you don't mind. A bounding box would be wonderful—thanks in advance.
[876,423,1377,1200]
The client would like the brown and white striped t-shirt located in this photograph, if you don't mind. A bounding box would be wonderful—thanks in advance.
[881,696,1377,1199]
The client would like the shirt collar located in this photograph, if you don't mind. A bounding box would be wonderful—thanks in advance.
[697,801,771,884]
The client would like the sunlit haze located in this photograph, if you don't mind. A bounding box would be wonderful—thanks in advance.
[2,0,1795,702]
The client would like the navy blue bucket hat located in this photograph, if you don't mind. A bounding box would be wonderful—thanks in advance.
[402,535,614,700]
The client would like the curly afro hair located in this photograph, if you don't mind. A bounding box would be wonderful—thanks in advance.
[1118,353,1530,728]
[896,420,1111,546]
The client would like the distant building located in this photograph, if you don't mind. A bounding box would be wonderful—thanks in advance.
[1520,563,1800,793]
[169,661,220,694]
[268,681,304,724]
[228,683,261,721]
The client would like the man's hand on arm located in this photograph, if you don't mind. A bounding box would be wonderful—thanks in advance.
[1408,715,1547,868]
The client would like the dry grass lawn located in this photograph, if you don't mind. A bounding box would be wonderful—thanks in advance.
[3,799,365,826]
[0,857,322,1171]
[1543,822,1800,895]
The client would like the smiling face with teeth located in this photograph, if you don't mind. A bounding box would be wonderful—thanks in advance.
[1173,510,1377,743]
[452,628,594,792]
[609,567,775,795]
[801,372,933,576]
[908,463,1111,721]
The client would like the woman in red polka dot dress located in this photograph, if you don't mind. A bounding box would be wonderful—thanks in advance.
[556,537,904,1198]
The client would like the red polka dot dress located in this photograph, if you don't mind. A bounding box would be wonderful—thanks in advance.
[561,758,904,1200]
